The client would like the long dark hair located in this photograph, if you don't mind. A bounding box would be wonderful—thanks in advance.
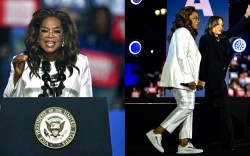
[24,8,80,78]
[204,16,225,37]
[168,6,198,43]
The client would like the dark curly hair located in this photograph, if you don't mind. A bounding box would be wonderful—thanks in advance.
[168,6,198,43]
[24,8,80,78]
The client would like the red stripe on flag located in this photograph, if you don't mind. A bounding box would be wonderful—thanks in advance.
[0,0,7,27]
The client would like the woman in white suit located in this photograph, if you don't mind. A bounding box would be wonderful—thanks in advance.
[3,8,92,97]
[146,6,204,154]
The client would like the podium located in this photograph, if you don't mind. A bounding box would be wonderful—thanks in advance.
[0,97,112,156]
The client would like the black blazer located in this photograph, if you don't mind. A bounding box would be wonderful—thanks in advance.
[199,16,250,89]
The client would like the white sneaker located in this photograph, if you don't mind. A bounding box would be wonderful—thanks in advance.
[177,142,203,154]
[146,129,164,153]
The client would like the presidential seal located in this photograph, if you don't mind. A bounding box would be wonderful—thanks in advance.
[34,107,76,149]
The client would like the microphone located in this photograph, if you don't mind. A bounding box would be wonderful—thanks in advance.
[38,94,46,97]
[55,60,66,68]
[39,60,67,97]
[55,60,66,71]
[180,83,189,87]
[56,60,66,81]
[41,61,51,82]
[39,61,51,97]
[42,60,51,71]
[55,60,66,96]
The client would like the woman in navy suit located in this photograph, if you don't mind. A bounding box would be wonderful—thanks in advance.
[197,5,250,150]
[3,8,92,97]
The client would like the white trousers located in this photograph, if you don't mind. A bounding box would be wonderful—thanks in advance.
[160,88,195,139]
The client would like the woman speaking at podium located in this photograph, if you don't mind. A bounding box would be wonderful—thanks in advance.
[3,8,92,97]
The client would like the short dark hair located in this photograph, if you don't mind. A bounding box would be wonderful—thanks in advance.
[204,16,224,37]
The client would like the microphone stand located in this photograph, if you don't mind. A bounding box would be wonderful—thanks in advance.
[39,61,66,97]
[39,61,52,97]
[50,75,57,97]
[55,63,66,97]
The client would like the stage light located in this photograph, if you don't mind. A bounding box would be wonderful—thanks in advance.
[160,8,167,15]
[155,10,160,16]
[129,41,142,55]
[130,0,142,5]
[232,38,246,53]
[155,8,167,16]
[233,56,237,61]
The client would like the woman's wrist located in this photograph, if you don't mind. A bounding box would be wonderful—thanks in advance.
[13,74,21,87]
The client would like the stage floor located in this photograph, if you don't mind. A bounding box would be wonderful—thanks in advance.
[125,97,250,156]
[126,139,250,156]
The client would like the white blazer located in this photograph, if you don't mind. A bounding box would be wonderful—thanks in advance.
[159,28,201,90]
[3,54,92,97]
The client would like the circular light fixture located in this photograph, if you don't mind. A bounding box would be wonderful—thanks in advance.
[130,0,142,5]
[232,38,246,53]
[129,41,142,55]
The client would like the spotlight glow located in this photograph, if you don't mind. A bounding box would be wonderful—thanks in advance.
[155,10,160,16]
[233,56,237,61]
[160,8,167,15]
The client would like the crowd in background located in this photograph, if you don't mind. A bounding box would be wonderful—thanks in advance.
[129,54,250,98]
[228,54,250,97]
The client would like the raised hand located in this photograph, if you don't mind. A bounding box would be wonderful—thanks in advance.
[245,4,250,18]
[12,54,28,86]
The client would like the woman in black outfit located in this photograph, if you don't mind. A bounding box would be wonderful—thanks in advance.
[197,5,250,150]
